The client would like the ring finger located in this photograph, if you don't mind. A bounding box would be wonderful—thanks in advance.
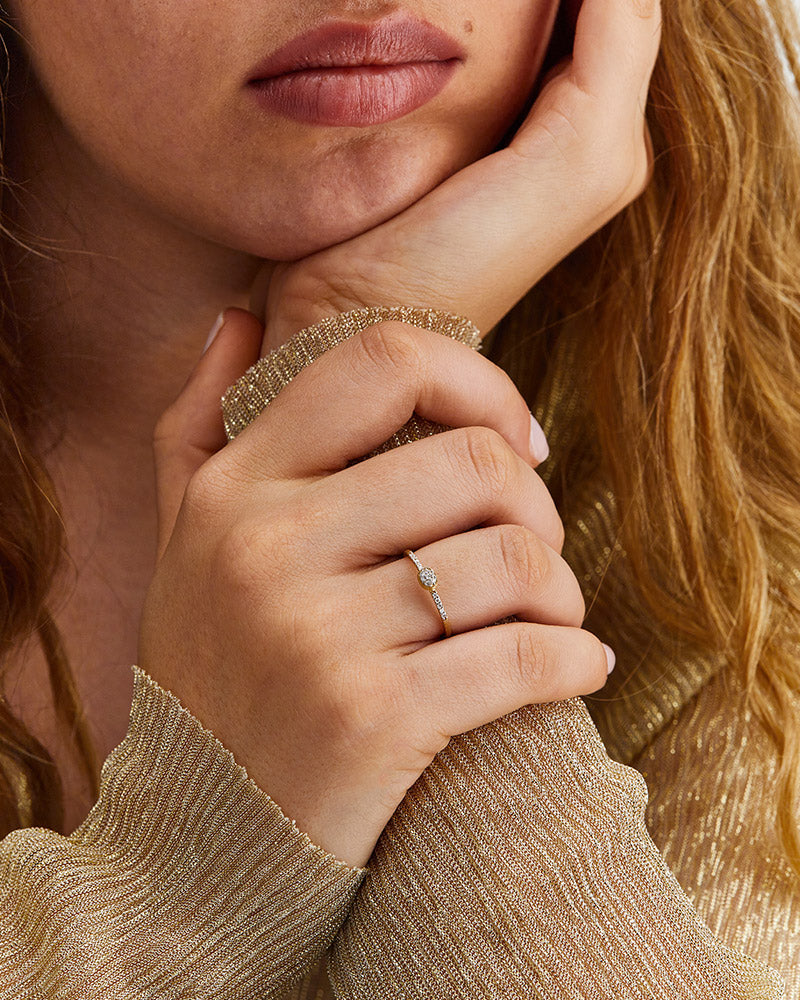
[348,523,587,651]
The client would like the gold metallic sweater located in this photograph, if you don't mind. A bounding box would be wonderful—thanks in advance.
[0,307,795,998]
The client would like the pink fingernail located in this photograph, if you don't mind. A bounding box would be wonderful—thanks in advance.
[602,643,616,674]
[529,412,550,463]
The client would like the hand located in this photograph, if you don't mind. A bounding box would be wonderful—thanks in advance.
[140,317,613,869]
[254,0,662,350]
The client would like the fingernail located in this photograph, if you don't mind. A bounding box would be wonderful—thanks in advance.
[529,412,550,463]
[202,311,226,354]
[602,643,616,674]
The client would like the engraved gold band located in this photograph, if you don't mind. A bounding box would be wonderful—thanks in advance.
[403,549,452,639]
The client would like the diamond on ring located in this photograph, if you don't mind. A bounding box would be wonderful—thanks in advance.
[418,567,437,590]
[403,548,452,638]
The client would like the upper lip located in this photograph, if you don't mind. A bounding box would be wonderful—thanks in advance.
[247,16,466,81]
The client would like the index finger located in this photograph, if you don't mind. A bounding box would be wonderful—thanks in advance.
[219,320,546,483]
[571,0,662,115]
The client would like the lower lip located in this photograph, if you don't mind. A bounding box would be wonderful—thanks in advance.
[248,60,459,127]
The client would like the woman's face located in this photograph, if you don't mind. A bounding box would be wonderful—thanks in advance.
[7,1,561,260]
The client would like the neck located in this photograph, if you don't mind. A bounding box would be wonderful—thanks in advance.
[0,73,273,786]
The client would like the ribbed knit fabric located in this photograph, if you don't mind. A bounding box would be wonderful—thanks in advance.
[330,700,784,999]
[0,665,365,998]
[220,307,793,999]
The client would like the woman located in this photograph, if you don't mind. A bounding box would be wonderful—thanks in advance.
[0,0,797,995]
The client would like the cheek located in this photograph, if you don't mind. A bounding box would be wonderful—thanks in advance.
[465,0,560,124]
[12,1,230,169]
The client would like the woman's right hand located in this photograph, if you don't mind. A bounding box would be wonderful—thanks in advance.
[139,314,612,869]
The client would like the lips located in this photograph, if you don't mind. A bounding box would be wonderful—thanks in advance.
[246,17,466,127]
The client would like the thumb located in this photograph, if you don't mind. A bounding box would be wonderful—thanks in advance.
[152,307,264,560]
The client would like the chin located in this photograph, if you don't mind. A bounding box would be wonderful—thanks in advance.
[244,197,412,262]
[218,126,474,261]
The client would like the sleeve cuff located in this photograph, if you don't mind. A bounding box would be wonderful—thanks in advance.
[0,664,365,997]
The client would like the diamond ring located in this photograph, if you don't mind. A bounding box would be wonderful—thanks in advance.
[403,549,452,638]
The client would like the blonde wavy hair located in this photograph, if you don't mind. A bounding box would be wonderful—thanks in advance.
[0,0,799,885]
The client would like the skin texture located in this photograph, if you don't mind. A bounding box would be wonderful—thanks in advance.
[1,0,660,854]
[1,0,564,834]
[7,0,560,259]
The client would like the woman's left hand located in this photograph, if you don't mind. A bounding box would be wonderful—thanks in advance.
[254,0,661,350]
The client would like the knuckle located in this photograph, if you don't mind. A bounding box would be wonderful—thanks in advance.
[496,525,550,598]
[181,460,229,516]
[453,425,513,500]
[354,322,424,386]
[512,627,550,692]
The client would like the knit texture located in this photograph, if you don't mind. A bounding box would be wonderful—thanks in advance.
[0,666,365,998]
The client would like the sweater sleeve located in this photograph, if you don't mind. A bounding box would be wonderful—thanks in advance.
[0,665,366,999]
[328,698,786,999]
[222,306,788,1000]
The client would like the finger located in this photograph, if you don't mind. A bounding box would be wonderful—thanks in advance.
[349,525,586,650]
[401,622,613,738]
[312,426,564,560]
[571,0,662,115]
[152,307,263,559]
[222,321,547,482]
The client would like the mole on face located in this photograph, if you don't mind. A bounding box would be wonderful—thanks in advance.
[464,19,475,33]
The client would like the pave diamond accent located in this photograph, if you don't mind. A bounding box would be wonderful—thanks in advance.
[404,549,451,636]
[418,567,437,590]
